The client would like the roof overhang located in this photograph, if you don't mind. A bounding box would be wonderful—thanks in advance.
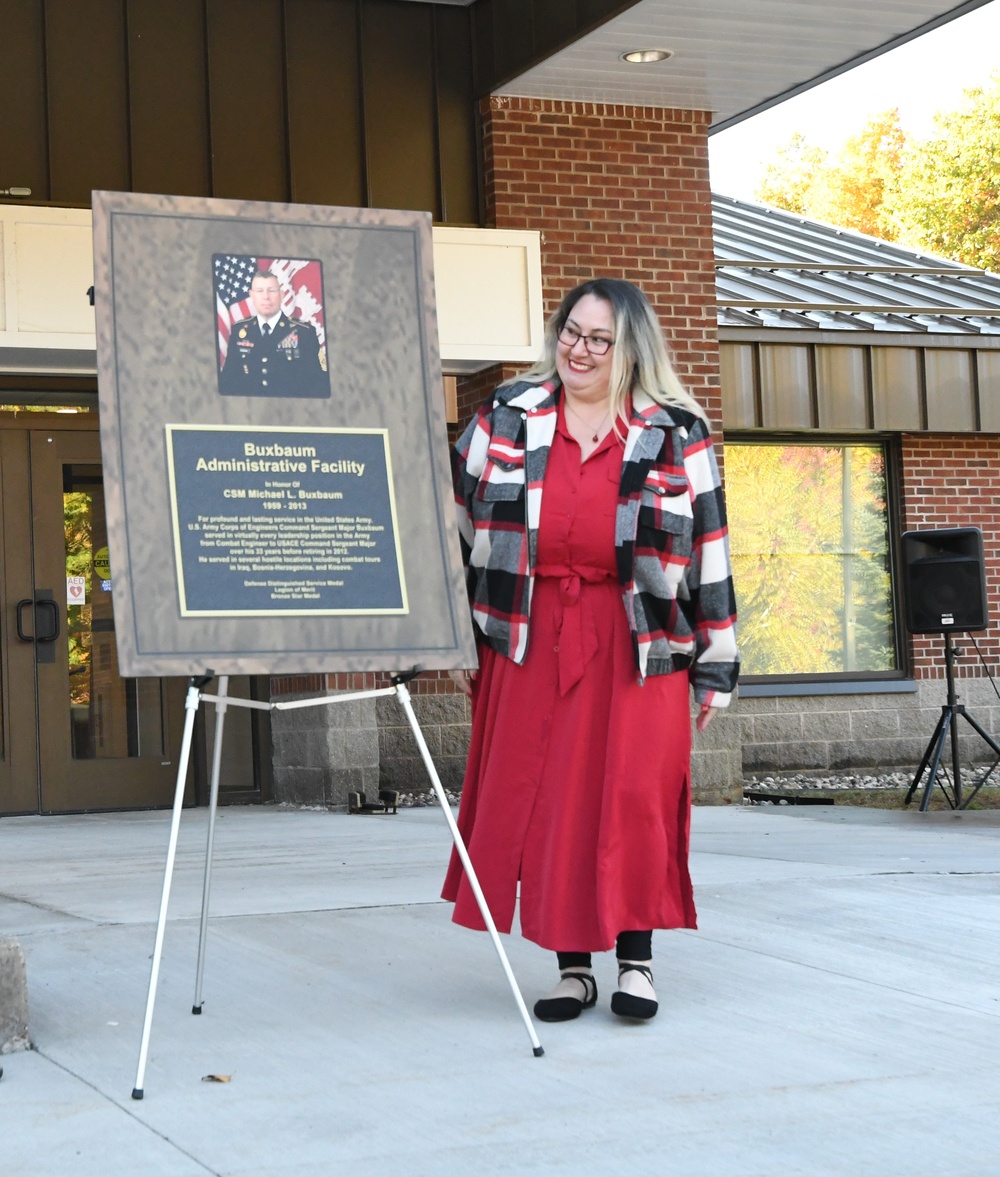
[489,0,993,129]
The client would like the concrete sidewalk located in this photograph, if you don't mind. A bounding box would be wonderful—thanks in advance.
[1,802,998,1177]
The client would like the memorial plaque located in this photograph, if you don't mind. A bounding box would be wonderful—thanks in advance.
[165,425,406,616]
[92,192,476,676]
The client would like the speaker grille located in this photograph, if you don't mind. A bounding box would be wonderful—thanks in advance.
[902,528,989,634]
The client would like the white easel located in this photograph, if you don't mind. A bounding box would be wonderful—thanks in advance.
[131,670,543,1100]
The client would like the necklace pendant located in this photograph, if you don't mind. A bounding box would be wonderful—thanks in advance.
[592,433,598,442]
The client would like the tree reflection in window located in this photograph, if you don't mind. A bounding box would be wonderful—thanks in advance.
[65,489,93,705]
[724,443,895,676]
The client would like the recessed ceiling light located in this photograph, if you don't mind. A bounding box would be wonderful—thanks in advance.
[621,49,674,64]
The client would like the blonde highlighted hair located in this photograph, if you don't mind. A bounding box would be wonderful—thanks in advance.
[504,278,705,421]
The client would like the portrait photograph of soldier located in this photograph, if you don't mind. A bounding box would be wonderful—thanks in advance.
[214,255,330,398]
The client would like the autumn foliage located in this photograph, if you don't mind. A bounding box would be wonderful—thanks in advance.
[725,444,895,676]
[753,73,1000,273]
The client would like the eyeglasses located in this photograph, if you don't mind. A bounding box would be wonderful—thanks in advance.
[557,324,614,355]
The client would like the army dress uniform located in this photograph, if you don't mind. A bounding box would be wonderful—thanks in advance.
[219,314,329,398]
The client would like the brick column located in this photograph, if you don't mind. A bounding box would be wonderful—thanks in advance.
[481,96,721,427]
[465,97,737,800]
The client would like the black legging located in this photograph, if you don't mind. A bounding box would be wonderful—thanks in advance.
[557,930,652,970]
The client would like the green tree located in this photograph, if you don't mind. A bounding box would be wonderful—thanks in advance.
[888,73,1000,271]
[751,78,1000,272]
[64,491,93,702]
[813,109,906,240]
[753,110,906,241]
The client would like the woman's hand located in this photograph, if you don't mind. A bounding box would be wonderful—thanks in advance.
[695,705,718,733]
[448,668,475,698]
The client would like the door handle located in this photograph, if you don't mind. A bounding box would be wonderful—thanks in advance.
[16,598,34,641]
[35,599,60,643]
[14,598,61,643]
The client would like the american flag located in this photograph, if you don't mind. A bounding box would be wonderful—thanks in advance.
[213,254,327,364]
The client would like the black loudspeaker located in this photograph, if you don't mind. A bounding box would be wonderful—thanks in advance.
[901,527,988,634]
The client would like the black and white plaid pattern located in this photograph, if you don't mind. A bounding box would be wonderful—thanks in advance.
[453,380,739,706]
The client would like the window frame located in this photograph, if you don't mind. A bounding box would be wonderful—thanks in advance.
[723,430,910,689]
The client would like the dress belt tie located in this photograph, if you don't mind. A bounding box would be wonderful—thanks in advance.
[534,563,615,696]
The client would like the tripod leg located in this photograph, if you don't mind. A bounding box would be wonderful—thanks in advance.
[393,683,544,1057]
[132,681,201,1099]
[952,709,1000,810]
[949,705,964,810]
[193,675,229,1014]
[955,707,1000,754]
[918,709,952,812]
[906,707,948,805]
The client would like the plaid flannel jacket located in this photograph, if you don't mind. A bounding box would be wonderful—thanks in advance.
[453,379,740,706]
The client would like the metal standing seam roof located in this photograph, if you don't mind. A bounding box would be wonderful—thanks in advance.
[713,194,1000,334]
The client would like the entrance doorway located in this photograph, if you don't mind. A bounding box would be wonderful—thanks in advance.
[0,414,270,814]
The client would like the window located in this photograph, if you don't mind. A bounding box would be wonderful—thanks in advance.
[724,441,897,678]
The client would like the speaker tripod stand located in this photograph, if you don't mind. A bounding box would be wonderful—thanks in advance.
[905,633,1000,811]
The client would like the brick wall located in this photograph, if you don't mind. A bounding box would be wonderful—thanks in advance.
[273,672,456,697]
[455,364,507,436]
[901,434,1000,680]
[482,96,720,426]
[470,97,738,798]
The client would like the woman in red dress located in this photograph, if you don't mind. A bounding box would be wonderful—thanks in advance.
[444,279,739,1022]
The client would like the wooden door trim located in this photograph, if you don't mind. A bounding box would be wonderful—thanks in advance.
[0,431,42,814]
[0,412,97,432]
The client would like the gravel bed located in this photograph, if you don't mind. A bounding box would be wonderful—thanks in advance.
[744,772,913,792]
[286,772,1000,813]
[394,789,461,808]
[399,772,995,805]
[744,768,1000,794]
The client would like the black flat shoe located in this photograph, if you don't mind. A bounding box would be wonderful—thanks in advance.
[533,971,598,1022]
[610,962,658,1020]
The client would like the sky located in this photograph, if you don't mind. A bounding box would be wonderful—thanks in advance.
[708,0,1000,199]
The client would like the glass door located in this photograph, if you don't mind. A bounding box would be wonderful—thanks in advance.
[0,420,190,813]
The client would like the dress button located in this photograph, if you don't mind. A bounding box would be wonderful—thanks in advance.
[553,644,559,652]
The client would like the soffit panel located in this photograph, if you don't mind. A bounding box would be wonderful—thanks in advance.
[492,0,988,126]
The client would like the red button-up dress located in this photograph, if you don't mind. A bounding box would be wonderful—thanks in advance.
[443,400,697,952]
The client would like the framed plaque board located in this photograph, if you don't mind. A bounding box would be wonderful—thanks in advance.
[92,192,476,676]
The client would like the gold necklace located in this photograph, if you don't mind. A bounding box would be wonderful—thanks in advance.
[564,398,611,443]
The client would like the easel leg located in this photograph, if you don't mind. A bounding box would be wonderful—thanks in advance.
[193,675,229,1014]
[132,679,204,1099]
[393,683,544,1057]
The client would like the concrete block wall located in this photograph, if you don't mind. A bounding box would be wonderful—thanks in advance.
[373,693,741,802]
[270,684,379,807]
[690,705,743,802]
[376,692,471,793]
[741,679,1000,774]
[269,680,740,806]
